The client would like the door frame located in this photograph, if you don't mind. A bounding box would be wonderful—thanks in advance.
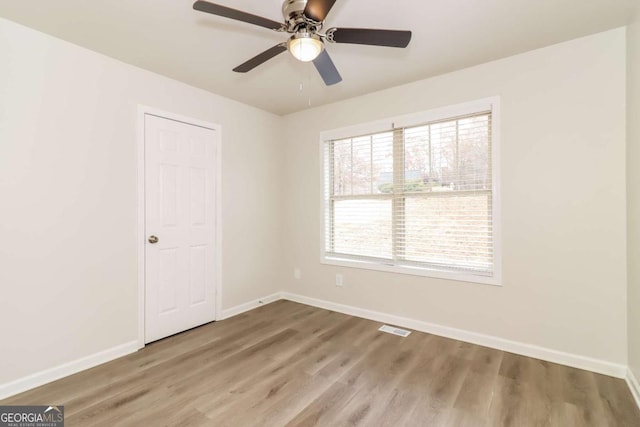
[136,105,222,349]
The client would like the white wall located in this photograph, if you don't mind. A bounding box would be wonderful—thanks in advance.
[628,6,640,381]
[282,29,628,365]
[0,17,284,385]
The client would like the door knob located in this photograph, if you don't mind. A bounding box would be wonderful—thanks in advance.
[148,235,159,244]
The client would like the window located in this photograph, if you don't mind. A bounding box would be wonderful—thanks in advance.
[321,99,500,285]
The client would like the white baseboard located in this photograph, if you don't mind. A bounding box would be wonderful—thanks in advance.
[218,292,282,320]
[280,292,627,379]
[0,292,280,401]
[627,368,640,410]
[2,293,632,402]
[0,341,138,401]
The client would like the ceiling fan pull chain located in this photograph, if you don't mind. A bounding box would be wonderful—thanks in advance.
[308,67,313,107]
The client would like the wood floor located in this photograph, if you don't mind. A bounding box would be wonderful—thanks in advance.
[2,300,639,426]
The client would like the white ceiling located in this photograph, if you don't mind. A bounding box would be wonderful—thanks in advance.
[0,0,635,115]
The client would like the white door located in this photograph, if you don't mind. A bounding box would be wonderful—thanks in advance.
[144,114,217,343]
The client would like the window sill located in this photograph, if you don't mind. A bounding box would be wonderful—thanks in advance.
[321,256,502,287]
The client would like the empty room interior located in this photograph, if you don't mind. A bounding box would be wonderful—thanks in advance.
[1,0,640,425]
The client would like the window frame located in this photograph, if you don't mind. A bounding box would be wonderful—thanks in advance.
[319,97,502,286]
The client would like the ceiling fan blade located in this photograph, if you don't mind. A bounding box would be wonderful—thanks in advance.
[304,0,338,22]
[327,28,412,48]
[193,1,283,30]
[233,44,287,73]
[313,50,342,86]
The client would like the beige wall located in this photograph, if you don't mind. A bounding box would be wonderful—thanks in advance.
[0,17,284,384]
[628,5,640,381]
[282,29,628,364]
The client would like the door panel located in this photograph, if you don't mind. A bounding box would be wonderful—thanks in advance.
[158,248,179,313]
[190,168,207,225]
[161,164,178,226]
[189,245,207,306]
[145,114,217,343]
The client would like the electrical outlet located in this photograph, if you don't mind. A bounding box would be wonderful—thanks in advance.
[336,274,344,287]
[294,268,301,280]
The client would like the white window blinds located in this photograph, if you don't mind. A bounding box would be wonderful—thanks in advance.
[323,110,495,278]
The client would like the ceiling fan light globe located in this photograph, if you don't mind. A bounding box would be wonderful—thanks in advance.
[288,34,324,62]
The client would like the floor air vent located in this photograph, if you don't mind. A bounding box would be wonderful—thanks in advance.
[378,325,411,337]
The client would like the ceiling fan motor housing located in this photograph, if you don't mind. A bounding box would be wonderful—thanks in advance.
[282,0,322,33]
[282,0,308,21]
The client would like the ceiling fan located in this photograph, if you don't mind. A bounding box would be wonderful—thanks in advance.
[193,0,412,86]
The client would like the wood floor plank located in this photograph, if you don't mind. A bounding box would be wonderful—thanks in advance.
[374,389,420,427]
[592,373,640,427]
[1,300,638,426]
[284,381,360,427]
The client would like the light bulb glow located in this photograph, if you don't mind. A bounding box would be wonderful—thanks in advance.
[288,34,323,62]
